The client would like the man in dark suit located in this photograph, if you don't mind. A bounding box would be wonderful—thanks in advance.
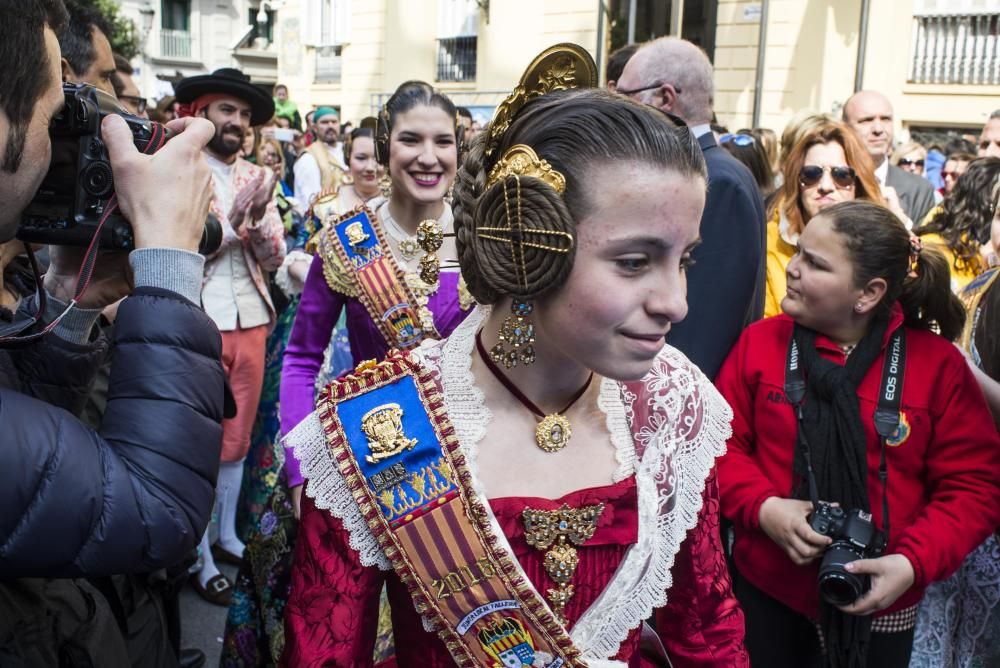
[843,90,936,225]
[616,37,766,379]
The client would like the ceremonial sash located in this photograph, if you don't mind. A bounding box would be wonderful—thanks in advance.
[318,353,586,668]
[959,266,1000,354]
[328,206,429,349]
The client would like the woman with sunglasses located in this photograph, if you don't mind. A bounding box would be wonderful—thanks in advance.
[763,120,884,317]
[718,200,1000,667]
[891,142,927,177]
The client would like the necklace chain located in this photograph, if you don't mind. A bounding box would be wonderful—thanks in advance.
[474,329,592,452]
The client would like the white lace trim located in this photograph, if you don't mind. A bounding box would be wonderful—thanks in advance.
[283,305,733,663]
[274,249,311,298]
[571,351,733,660]
[285,413,392,571]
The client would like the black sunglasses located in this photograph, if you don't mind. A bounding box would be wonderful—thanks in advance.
[616,81,683,97]
[898,158,924,168]
[799,165,856,189]
[119,94,147,114]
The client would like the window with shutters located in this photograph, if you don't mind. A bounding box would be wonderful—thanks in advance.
[437,0,478,82]
[909,0,1000,84]
[303,0,350,83]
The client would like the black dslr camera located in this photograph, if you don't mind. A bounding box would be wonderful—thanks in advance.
[809,501,886,606]
[19,83,221,254]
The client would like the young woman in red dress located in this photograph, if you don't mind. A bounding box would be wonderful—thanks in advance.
[281,45,749,667]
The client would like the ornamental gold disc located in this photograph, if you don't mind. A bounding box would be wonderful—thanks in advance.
[536,413,571,453]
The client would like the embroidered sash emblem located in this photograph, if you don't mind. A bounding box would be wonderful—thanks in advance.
[361,403,417,463]
[318,353,585,667]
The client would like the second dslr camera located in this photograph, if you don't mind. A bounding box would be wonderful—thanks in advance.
[809,501,886,606]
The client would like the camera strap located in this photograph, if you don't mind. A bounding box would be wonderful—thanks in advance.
[785,327,905,541]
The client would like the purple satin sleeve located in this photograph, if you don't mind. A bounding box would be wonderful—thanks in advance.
[280,253,345,488]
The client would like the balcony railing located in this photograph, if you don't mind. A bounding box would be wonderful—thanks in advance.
[436,36,477,82]
[160,29,192,60]
[909,13,1000,84]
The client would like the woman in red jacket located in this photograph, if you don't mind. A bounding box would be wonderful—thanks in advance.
[716,200,1000,667]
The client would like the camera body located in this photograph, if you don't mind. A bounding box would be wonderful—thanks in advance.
[18,83,220,254]
[809,501,886,606]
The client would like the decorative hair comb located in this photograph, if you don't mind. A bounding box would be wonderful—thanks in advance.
[485,145,566,194]
[483,43,598,158]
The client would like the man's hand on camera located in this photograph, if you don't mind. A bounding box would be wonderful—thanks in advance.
[44,247,132,309]
[103,115,214,252]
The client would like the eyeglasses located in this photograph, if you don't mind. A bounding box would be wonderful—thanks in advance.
[119,94,147,114]
[942,170,960,179]
[720,133,754,147]
[898,158,924,168]
[615,81,682,97]
[799,165,856,189]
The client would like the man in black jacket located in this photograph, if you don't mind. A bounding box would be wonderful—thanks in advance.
[0,0,224,578]
[617,37,766,379]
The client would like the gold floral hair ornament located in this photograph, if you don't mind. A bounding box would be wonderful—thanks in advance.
[484,43,598,158]
[485,145,566,195]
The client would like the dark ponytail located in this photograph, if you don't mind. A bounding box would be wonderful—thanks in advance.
[824,200,966,341]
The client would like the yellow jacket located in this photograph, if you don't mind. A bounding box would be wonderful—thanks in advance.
[764,209,796,318]
[921,232,980,292]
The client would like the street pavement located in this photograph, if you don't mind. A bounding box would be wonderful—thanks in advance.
[180,562,239,666]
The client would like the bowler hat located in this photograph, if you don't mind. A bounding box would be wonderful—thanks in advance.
[174,68,275,126]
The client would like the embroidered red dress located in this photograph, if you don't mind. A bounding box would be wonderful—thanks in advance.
[280,308,749,667]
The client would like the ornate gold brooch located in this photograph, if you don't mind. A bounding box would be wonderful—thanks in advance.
[361,403,417,464]
[522,502,605,625]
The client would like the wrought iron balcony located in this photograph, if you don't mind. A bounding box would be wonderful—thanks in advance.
[437,36,477,82]
[160,29,193,60]
[910,13,1000,84]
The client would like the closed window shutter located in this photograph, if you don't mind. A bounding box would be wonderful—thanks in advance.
[332,0,351,45]
[302,0,321,45]
[438,0,478,37]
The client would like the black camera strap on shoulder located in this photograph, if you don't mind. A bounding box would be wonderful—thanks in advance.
[785,328,906,541]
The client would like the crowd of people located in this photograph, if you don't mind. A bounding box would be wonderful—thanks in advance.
[4,1,1000,667]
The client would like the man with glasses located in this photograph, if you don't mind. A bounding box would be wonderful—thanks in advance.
[617,36,766,380]
[843,90,935,224]
[112,53,147,118]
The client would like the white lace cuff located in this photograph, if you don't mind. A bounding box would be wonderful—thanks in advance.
[284,411,391,570]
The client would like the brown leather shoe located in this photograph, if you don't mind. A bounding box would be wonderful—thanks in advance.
[190,573,232,606]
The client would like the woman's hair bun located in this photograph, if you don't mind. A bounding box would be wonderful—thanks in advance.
[468,173,576,301]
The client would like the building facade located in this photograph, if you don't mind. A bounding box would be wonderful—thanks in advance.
[714,0,1000,141]
[117,0,280,102]
[273,0,603,124]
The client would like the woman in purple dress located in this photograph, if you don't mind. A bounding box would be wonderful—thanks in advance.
[220,80,471,666]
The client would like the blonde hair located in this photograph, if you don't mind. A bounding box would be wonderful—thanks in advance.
[256,137,285,176]
[891,141,927,166]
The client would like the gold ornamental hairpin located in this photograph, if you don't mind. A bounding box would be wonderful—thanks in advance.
[484,43,598,157]
[485,145,566,195]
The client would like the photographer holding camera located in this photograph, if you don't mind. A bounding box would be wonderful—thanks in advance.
[1,0,224,596]
[716,201,1000,667]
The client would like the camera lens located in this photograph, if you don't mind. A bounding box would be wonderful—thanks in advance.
[818,542,866,606]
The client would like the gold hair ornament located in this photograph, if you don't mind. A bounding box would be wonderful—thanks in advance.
[485,145,566,195]
[484,43,598,158]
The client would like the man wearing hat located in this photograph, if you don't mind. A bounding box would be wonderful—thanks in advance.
[174,67,286,605]
[293,105,346,211]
